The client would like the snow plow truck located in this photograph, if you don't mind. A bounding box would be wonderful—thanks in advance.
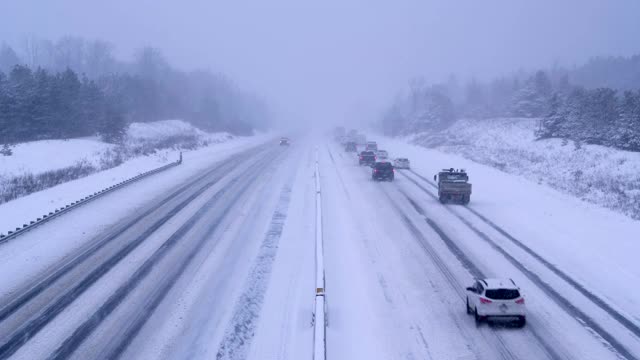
[434,168,472,204]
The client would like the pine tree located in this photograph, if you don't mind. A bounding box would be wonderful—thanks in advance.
[98,102,128,144]
[616,91,640,151]
[559,87,587,141]
[582,88,618,145]
[536,93,565,139]
[512,71,552,118]
[0,143,12,156]
[31,68,54,139]
[8,65,36,142]
[0,45,21,73]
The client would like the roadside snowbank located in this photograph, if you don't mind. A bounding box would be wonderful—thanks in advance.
[405,117,640,219]
[0,138,112,177]
[367,134,640,330]
[0,120,235,204]
[0,132,273,236]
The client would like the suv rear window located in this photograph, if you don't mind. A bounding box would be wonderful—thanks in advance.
[375,162,393,169]
[361,151,374,156]
[485,289,520,300]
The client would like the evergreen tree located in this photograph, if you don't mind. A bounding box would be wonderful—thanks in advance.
[616,91,640,151]
[99,104,128,143]
[512,71,552,117]
[536,93,565,139]
[0,45,21,73]
[582,88,618,145]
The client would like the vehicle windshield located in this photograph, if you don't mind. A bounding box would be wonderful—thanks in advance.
[441,173,468,182]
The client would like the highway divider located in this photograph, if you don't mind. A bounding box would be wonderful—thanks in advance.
[313,147,326,360]
[0,152,183,244]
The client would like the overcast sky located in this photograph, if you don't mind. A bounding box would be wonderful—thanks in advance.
[2,0,640,126]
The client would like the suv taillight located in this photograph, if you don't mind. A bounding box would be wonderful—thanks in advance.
[515,298,525,304]
[479,297,492,304]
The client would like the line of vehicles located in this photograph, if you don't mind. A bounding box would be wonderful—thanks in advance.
[333,128,525,327]
[339,134,473,204]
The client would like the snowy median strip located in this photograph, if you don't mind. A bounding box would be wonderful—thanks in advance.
[313,147,326,360]
[0,153,183,244]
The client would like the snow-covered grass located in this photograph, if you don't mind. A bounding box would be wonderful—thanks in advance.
[405,117,640,219]
[0,131,273,237]
[0,120,234,204]
[0,138,113,178]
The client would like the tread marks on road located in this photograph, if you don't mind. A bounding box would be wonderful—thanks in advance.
[0,149,275,360]
[0,145,268,324]
[403,194,484,279]
[327,144,444,360]
[48,150,285,360]
[381,191,515,360]
[215,183,295,360]
[399,170,635,360]
[408,167,640,344]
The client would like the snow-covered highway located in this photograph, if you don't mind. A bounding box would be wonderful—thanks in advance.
[0,136,639,360]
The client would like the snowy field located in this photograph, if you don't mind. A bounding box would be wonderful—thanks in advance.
[0,120,233,179]
[405,117,640,219]
[0,121,270,236]
[0,133,639,359]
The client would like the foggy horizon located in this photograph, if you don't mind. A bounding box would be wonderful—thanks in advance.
[3,0,640,127]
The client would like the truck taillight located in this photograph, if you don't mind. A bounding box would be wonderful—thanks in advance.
[479,297,492,304]
[515,298,525,304]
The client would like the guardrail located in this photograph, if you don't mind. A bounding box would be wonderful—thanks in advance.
[0,152,183,244]
[313,147,326,360]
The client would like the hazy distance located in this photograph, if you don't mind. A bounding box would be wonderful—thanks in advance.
[2,0,640,128]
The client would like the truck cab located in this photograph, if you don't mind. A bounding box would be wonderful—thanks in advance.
[434,168,472,204]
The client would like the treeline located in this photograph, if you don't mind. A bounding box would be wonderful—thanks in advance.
[0,66,126,143]
[0,37,269,145]
[382,54,640,152]
[538,89,640,151]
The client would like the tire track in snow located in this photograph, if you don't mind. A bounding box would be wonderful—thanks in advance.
[399,170,638,360]
[215,183,294,360]
[396,189,564,360]
[381,190,516,360]
[0,145,271,360]
[47,149,284,360]
[327,144,477,360]
[405,169,640,340]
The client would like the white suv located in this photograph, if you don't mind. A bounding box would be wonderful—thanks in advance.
[393,158,410,169]
[466,278,526,326]
[376,150,389,159]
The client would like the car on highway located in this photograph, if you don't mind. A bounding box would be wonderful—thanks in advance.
[466,278,526,326]
[365,141,378,152]
[376,150,389,160]
[279,137,290,146]
[393,158,410,169]
[345,141,358,152]
[372,161,394,181]
[359,150,376,166]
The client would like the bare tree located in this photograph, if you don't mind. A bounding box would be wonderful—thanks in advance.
[21,35,42,68]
